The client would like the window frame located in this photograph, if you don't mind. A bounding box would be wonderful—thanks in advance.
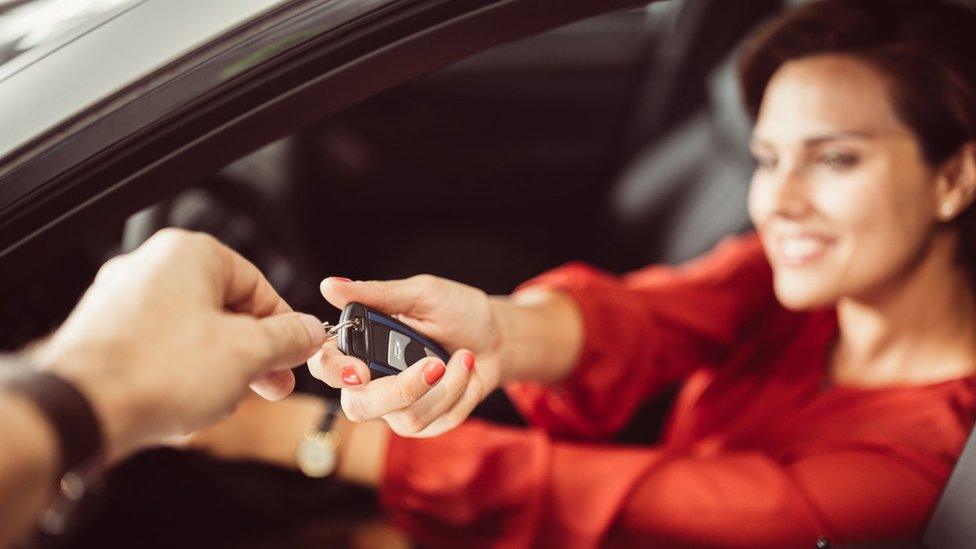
[0,0,645,285]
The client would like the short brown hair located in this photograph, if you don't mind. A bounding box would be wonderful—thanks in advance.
[738,0,976,166]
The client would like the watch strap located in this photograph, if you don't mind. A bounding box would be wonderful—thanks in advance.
[316,397,341,433]
[3,367,103,482]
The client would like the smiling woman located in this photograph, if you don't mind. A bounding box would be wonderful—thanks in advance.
[741,0,976,305]
[747,56,967,310]
[257,0,976,546]
[739,0,976,388]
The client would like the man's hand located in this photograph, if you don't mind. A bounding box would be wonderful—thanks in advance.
[29,228,326,459]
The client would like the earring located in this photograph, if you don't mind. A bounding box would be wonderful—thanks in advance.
[941,203,955,220]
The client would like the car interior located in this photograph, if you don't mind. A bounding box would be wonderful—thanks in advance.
[2,0,975,546]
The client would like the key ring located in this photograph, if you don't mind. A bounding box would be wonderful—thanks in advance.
[322,317,362,341]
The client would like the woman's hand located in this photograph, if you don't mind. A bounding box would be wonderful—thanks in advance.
[307,275,508,438]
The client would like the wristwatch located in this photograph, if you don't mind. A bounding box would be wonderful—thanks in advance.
[296,398,342,478]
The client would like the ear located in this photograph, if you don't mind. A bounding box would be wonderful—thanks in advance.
[935,141,976,222]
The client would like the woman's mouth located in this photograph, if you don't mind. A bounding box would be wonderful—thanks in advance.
[771,233,835,267]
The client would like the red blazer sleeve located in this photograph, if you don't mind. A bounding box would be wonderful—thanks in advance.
[381,421,951,548]
[506,233,774,438]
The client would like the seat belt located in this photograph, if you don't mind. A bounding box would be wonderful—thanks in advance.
[922,425,976,548]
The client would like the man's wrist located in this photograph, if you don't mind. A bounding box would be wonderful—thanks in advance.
[1,354,110,537]
[27,342,139,461]
[0,387,59,482]
[0,390,60,544]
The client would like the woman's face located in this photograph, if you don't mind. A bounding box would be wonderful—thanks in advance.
[748,54,942,310]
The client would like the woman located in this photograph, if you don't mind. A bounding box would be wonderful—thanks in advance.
[195,0,976,545]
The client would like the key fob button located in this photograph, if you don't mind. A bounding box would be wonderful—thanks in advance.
[387,331,411,370]
[370,325,391,364]
[404,341,427,365]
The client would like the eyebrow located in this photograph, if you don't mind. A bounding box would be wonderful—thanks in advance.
[750,131,874,149]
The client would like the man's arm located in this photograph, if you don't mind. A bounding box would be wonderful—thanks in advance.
[0,229,328,546]
[0,387,58,544]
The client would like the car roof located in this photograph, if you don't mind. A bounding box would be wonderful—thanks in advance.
[0,0,288,159]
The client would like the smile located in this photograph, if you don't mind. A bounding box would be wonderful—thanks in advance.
[772,234,835,267]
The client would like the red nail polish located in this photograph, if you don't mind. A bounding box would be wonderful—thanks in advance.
[339,366,361,386]
[463,352,475,372]
[422,361,446,385]
[331,277,352,283]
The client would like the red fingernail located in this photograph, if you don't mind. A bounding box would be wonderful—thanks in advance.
[339,366,361,386]
[422,361,446,385]
[331,277,352,283]
[463,351,475,372]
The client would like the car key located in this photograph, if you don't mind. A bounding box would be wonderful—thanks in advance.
[323,302,450,378]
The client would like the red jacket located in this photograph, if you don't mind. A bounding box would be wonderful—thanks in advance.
[379,233,976,548]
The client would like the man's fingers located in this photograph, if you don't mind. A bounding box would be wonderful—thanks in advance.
[146,228,293,317]
[212,237,294,317]
[340,357,446,422]
[251,312,327,373]
[249,370,296,401]
[319,275,439,316]
[307,344,372,388]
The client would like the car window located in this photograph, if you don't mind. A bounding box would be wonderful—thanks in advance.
[0,0,645,290]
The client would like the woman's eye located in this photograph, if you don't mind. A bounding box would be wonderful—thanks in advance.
[753,154,777,170]
[818,151,859,170]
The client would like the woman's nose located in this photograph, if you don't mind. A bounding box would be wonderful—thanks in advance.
[768,168,812,219]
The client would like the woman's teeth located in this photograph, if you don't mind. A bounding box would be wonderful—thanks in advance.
[776,235,831,266]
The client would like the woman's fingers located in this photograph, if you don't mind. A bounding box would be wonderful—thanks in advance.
[307,339,481,434]
[413,369,485,438]
[306,344,372,388]
[339,356,446,422]
[339,350,469,423]
[381,350,475,435]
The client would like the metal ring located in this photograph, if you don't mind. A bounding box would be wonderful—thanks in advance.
[322,317,362,341]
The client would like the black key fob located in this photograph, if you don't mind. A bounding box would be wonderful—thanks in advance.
[337,302,450,378]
